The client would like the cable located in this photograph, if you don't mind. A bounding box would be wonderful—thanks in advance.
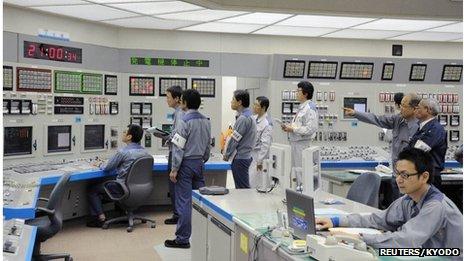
[256,178,279,193]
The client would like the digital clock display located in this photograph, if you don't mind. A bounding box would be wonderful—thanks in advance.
[24,41,82,63]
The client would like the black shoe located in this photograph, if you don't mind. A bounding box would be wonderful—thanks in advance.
[86,219,104,228]
[164,239,190,249]
[164,217,179,225]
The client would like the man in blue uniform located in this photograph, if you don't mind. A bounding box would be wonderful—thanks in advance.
[224,90,257,189]
[86,124,150,227]
[165,89,211,249]
[316,148,462,253]
[408,98,447,190]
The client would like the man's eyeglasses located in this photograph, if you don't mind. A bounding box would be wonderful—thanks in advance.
[394,171,420,179]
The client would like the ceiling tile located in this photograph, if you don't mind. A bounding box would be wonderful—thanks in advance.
[108,1,202,15]
[32,4,135,21]
[323,29,406,39]
[388,31,462,41]
[354,18,455,31]
[253,25,337,37]
[180,22,263,34]
[220,12,292,25]
[157,9,246,22]
[4,0,85,6]
[277,15,375,28]
[427,22,463,33]
[101,16,197,29]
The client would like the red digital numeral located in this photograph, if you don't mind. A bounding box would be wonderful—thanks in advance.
[27,44,36,57]
[56,48,63,60]
[49,47,55,59]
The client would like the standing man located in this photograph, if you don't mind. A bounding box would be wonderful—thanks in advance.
[165,89,211,249]
[281,81,318,169]
[86,124,150,227]
[249,96,273,189]
[223,90,257,189]
[408,98,447,190]
[343,93,420,203]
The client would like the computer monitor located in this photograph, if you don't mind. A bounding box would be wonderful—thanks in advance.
[4,126,33,156]
[48,125,71,153]
[301,146,322,198]
[268,143,292,192]
[286,189,316,239]
[84,125,105,150]
[343,97,367,119]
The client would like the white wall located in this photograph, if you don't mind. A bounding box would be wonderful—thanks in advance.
[4,5,463,59]
[221,77,237,132]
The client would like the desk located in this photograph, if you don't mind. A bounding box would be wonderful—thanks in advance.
[3,219,36,261]
[4,154,230,220]
[191,189,379,261]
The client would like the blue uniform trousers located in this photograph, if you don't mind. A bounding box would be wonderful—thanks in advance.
[231,158,252,189]
[168,151,178,218]
[175,159,205,244]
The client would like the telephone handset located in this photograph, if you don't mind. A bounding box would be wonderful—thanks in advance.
[375,164,392,174]
[326,235,367,251]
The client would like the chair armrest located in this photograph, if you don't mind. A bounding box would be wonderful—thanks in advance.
[36,207,55,217]
[103,180,129,201]
[37,197,49,202]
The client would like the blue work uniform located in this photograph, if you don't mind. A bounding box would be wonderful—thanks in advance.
[167,105,185,219]
[171,109,211,244]
[354,112,419,202]
[288,100,318,168]
[224,107,257,189]
[87,142,150,216]
[408,118,447,189]
[331,185,463,257]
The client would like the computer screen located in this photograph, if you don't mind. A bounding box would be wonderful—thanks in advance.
[84,125,105,150]
[286,189,316,239]
[48,125,71,153]
[4,126,33,156]
[343,97,367,119]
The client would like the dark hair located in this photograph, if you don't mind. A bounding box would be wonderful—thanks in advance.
[297,81,314,100]
[393,92,404,107]
[166,85,182,99]
[233,90,250,108]
[181,89,201,109]
[256,96,270,112]
[408,93,421,108]
[397,148,434,184]
[126,124,144,143]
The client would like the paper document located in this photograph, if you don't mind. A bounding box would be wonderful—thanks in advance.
[329,227,382,235]
[57,133,70,147]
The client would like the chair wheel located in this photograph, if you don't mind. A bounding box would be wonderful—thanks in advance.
[102,224,109,229]
[141,220,147,224]
[127,227,133,232]
[150,223,156,228]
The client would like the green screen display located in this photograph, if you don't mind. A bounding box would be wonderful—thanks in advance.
[130,57,209,67]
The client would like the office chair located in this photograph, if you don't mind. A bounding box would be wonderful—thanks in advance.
[346,172,382,208]
[25,172,73,261]
[102,156,157,232]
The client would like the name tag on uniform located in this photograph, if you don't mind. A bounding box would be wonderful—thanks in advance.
[232,130,243,142]
[172,133,186,149]
[414,140,431,152]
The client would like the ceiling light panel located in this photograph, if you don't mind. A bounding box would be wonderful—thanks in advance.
[157,9,246,22]
[32,4,136,21]
[323,29,405,39]
[253,25,337,37]
[388,32,462,41]
[4,0,85,6]
[90,0,170,3]
[354,19,455,31]
[427,22,463,33]
[277,15,375,28]
[180,22,263,34]
[108,1,202,15]
[220,12,293,25]
[101,16,197,29]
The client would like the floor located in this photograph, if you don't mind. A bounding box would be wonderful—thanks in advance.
[41,171,236,260]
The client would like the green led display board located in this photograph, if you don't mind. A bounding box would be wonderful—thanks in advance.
[130,57,209,67]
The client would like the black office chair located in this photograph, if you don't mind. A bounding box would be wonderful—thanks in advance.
[346,172,382,208]
[102,156,157,232]
[25,172,73,261]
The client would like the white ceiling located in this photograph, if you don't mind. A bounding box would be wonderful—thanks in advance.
[4,0,463,42]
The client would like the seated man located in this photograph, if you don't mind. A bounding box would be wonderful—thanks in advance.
[86,124,150,227]
[316,148,463,251]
